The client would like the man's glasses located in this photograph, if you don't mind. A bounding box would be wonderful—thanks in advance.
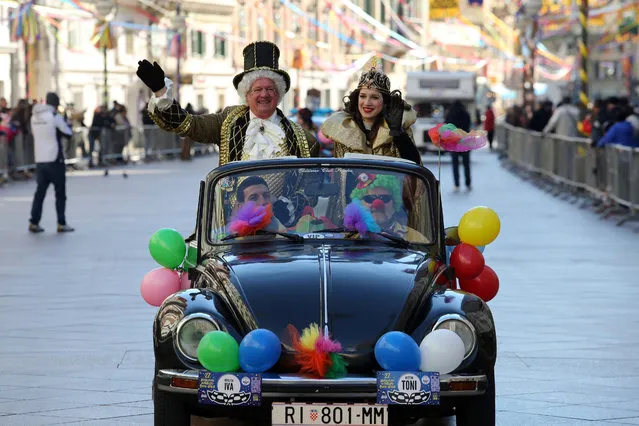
[361,194,393,204]
[250,87,277,96]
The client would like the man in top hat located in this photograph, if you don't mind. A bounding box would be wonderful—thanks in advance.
[136,41,319,165]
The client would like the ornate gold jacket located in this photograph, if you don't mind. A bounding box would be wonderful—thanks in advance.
[319,109,417,159]
[148,102,319,165]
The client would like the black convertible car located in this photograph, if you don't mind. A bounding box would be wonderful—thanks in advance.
[152,155,497,426]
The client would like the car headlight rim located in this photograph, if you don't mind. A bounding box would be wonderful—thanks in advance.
[175,313,221,362]
[431,314,477,360]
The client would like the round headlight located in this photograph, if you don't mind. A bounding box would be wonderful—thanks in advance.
[175,314,220,361]
[433,314,477,359]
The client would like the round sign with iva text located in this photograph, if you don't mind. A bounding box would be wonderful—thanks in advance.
[217,374,241,394]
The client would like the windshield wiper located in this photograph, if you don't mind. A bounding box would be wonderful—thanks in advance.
[317,228,409,247]
[372,232,410,248]
[221,229,304,243]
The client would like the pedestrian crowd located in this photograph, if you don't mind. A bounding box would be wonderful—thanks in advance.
[504,96,639,148]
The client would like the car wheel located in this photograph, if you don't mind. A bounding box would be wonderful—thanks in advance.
[454,370,495,426]
[153,377,191,426]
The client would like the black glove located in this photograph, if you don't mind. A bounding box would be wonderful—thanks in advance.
[384,91,406,137]
[136,60,165,92]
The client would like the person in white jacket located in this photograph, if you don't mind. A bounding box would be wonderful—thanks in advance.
[28,92,74,233]
[542,97,580,138]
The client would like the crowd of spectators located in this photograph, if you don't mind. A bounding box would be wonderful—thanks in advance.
[504,96,639,148]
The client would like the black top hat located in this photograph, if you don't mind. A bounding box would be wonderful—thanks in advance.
[233,41,291,93]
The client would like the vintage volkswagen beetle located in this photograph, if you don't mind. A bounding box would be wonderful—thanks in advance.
[152,155,496,426]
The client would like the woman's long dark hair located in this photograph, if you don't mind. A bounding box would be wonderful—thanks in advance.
[342,88,391,142]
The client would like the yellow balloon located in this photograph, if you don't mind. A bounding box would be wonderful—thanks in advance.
[458,207,500,246]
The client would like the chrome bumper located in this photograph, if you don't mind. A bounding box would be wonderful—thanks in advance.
[157,369,487,398]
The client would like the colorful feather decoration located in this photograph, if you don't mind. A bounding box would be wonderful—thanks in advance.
[428,123,487,152]
[344,200,381,235]
[229,201,273,236]
[288,323,347,379]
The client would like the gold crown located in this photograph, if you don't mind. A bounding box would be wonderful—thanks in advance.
[356,56,390,93]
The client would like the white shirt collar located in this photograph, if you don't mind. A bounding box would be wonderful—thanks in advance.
[249,110,280,123]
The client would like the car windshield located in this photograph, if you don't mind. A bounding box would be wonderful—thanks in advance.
[209,165,434,245]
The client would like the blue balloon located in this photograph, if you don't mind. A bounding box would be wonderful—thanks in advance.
[476,245,485,253]
[374,331,421,371]
[239,329,282,373]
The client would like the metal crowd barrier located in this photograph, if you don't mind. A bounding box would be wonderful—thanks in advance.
[0,134,8,183]
[497,122,639,225]
[0,124,216,185]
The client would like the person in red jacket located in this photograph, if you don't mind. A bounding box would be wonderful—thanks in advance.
[484,103,495,150]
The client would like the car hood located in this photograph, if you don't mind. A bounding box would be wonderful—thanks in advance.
[214,244,432,358]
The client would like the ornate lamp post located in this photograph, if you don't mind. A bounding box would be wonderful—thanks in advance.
[172,6,187,104]
[519,0,543,112]
[95,0,115,108]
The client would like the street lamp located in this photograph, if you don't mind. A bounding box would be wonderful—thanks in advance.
[172,6,187,104]
[519,0,543,112]
[96,0,115,108]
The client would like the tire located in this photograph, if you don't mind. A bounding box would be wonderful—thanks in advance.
[153,377,191,426]
[454,371,495,426]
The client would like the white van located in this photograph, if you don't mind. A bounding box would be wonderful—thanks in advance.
[405,71,477,154]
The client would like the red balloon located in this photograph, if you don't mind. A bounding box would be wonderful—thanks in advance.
[459,265,499,302]
[450,243,485,280]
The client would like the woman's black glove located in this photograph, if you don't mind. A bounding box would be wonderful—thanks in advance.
[136,60,165,92]
[384,91,406,137]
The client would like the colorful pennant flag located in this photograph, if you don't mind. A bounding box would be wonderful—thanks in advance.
[91,20,116,49]
[10,1,41,45]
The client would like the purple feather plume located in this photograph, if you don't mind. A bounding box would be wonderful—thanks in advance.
[344,200,381,234]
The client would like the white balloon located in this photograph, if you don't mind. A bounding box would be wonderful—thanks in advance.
[419,329,466,374]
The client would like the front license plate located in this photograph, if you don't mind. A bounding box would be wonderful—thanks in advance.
[272,403,388,425]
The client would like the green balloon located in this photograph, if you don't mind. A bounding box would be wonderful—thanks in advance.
[197,331,240,372]
[149,228,186,269]
[182,245,197,272]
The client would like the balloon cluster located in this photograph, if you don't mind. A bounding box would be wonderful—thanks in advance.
[197,329,282,373]
[446,207,501,302]
[140,228,196,307]
[428,123,487,152]
[374,330,466,374]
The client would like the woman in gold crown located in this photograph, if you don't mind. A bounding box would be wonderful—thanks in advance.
[320,59,421,164]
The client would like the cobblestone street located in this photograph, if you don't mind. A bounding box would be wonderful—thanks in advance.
[1,150,638,425]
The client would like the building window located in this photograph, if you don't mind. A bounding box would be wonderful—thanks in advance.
[364,0,373,15]
[239,10,246,38]
[68,21,79,49]
[197,93,204,110]
[274,12,281,44]
[72,90,83,111]
[214,34,227,58]
[257,16,265,41]
[191,30,205,56]
[151,25,166,57]
[125,23,135,54]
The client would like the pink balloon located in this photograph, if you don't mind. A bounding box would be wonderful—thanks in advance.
[140,267,181,307]
[179,272,192,290]
[317,130,332,144]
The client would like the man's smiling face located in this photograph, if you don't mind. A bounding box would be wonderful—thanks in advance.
[246,78,280,119]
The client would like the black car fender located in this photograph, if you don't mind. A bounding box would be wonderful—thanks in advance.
[153,288,242,369]
[409,289,497,372]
